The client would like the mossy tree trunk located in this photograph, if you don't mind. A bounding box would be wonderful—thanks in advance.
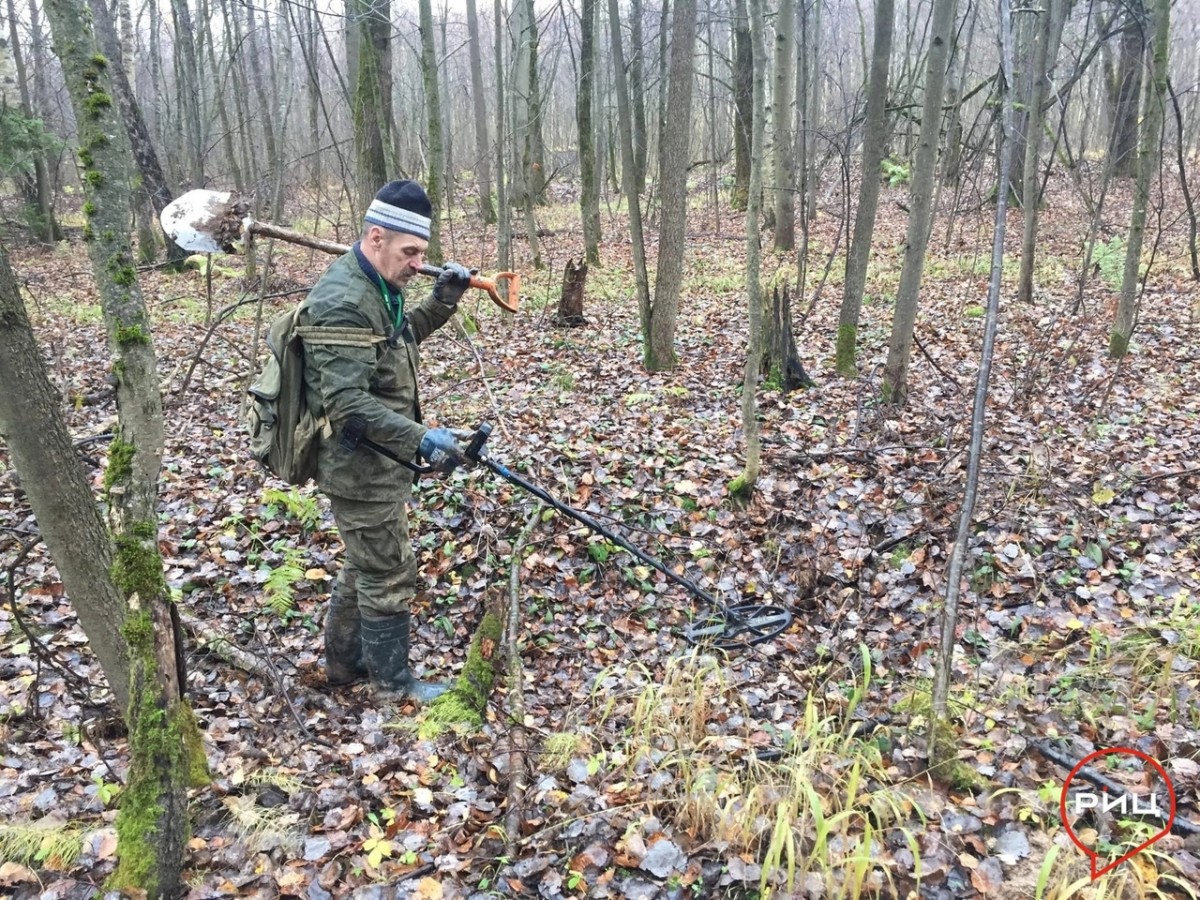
[40,0,206,895]
[1111,0,1169,358]
[762,284,813,392]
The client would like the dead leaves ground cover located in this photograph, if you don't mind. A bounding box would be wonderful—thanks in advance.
[2,170,1200,899]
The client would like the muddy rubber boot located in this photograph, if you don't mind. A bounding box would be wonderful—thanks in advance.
[360,612,449,703]
[324,576,367,685]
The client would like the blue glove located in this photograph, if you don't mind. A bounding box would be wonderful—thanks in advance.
[433,262,472,307]
[418,427,467,474]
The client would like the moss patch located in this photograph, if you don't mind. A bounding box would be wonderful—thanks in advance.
[115,323,148,345]
[420,611,504,735]
[927,718,985,792]
[1108,331,1130,358]
[111,531,166,603]
[835,323,858,377]
[104,437,135,492]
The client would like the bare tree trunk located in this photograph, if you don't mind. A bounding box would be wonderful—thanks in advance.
[647,0,697,371]
[930,0,1017,770]
[419,0,444,259]
[221,0,256,192]
[731,0,752,210]
[168,0,204,186]
[1107,0,1146,178]
[1017,0,1068,303]
[0,248,128,707]
[5,0,60,243]
[882,0,957,405]
[39,0,207,893]
[578,0,602,264]
[466,0,497,224]
[495,0,513,269]
[353,0,391,215]
[836,0,893,377]
[1167,81,1200,280]
[1111,0,1169,357]
[525,0,547,204]
[608,0,652,337]
[731,0,766,503]
[630,0,648,195]
[772,0,796,251]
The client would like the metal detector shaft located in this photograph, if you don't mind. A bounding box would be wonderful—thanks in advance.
[475,455,722,608]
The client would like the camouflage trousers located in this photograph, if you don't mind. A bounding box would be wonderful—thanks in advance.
[327,493,417,617]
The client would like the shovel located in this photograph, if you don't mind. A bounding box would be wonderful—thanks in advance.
[159,189,520,313]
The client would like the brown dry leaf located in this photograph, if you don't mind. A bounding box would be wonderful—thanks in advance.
[413,877,444,900]
[970,858,1004,894]
[0,862,37,885]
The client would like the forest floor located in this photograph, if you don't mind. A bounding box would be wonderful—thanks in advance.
[2,172,1200,899]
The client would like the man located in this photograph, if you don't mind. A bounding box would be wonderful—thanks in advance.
[299,179,471,700]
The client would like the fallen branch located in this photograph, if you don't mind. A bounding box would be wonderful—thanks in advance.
[177,610,273,679]
[505,503,542,847]
[1034,740,1200,837]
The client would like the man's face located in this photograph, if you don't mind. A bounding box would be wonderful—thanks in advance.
[364,227,428,288]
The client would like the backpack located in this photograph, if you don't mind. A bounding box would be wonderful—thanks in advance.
[244,306,385,485]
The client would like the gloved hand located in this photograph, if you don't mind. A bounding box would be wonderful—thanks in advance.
[433,262,472,308]
[418,427,467,474]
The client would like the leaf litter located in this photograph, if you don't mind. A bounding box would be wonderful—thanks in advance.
[2,176,1200,897]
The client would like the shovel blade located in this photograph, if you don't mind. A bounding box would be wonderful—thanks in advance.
[160,189,246,253]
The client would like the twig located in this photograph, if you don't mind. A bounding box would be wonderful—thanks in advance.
[3,536,97,699]
[913,333,962,390]
[444,327,509,438]
[251,625,335,750]
[1033,740,1200,837]
[505,502,542,849]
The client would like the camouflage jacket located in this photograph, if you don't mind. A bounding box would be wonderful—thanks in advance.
[299,247,455,500]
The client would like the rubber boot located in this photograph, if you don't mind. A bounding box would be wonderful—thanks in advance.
[324,575,367,685]
[360,612,449,703]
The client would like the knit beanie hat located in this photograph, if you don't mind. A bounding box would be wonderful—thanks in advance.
[364,180,432,240]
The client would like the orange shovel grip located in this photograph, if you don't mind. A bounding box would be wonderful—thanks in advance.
[469,272,520,314]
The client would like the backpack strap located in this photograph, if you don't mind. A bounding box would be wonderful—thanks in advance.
[294,325,387,348]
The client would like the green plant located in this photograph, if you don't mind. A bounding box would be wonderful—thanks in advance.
[1091,236,1126,290]
[261,545,307,617]
[880,156,911,187]
[594,648,916,897]
[0,821,85,870]
[93,774,122,807]
[263,487,321,532]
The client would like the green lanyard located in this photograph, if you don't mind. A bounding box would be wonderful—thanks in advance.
[378,280,405,331]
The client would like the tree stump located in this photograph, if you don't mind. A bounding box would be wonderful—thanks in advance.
[553,258,588,327]
[762,284,814,392]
